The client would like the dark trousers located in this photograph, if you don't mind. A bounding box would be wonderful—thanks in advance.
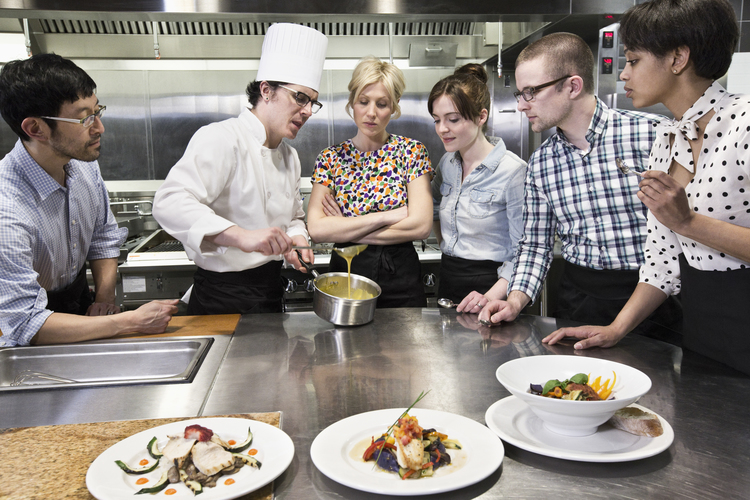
[437,254,503,304]
[680,254,750,375]
[187,261,284,315]
[45,266,93,315]
[328,242,426,308]
[555,261,683,346]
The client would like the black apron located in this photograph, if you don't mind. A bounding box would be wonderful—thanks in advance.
[328,242,426,308]
[555,261,683,345]
[438,254,503,305]
[187,261,284,315]
[45,266,93,315]
[679,253,750,375]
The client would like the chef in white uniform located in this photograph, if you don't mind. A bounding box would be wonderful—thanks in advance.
[153,23,328,314]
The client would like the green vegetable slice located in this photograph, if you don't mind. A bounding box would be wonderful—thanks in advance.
[114,459,160,475]
[134,471,169,494]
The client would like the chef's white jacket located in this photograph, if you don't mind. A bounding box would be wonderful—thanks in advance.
[153,107,308,273]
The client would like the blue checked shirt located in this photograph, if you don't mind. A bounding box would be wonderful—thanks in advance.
[509,98,663,302]
[0,140,126,346]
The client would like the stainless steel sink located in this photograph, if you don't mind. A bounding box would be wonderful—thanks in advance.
[0,337,213,392]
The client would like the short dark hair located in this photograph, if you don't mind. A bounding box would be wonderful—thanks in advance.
[619,0,739,80]
[428,63,491,131]
[0,53,97,141]
[516,33,595,94]
[245,80,282,106]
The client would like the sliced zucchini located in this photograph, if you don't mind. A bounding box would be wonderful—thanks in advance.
[226,427,253,452]
[114,459,160,475]
[185,479,203,495]
[147,436,163,459]
[442,439,462,450]
[398,467,420,479]
[232,452,262,469]
[135,471,169,495]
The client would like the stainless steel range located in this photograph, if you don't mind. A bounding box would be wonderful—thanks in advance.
[108,183,442,312]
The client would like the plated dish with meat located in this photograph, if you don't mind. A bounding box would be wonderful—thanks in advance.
[86,417,294,500]
[310,407,504,496]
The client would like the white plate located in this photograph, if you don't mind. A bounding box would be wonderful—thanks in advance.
[485,396,674,463]
[310,408,504,496]
[86,417,294,500]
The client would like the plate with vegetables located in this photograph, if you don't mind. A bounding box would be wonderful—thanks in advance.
[310,408,504,496]
[86,417,294,500]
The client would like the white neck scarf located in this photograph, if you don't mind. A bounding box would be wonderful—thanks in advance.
[650,81,728,174]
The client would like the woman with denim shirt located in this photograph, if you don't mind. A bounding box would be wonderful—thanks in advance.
[429,64,528,312]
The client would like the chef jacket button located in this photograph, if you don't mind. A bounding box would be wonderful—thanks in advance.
[267,192,272,199]
[285,192,291,199]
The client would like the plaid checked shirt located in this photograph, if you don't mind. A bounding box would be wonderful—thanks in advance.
[509,97,662,302]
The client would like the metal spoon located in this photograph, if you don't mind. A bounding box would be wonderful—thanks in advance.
[437,298,457,308]
[616,158,645,177]
[333,244,368,258]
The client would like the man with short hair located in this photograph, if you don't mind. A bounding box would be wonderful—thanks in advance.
[480,33,682,338]
[0,53,178,347]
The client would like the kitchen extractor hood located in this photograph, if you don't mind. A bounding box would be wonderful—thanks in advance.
[0,0,634,61]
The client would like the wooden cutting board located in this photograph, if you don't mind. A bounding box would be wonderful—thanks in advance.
[120,314,241,339]
[0,412,279,500]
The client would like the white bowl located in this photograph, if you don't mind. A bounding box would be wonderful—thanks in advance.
[495,355,651,436]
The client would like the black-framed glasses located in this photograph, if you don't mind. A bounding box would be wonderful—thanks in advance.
[277,85,323,114]
[513,76,571,103]
[41,105,106,128]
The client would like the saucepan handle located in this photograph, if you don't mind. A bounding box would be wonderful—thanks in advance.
[295,249,319,278]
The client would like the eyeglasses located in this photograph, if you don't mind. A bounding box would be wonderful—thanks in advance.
[41,105,106,128]
[277,85,323,114]
[513,76,571,103]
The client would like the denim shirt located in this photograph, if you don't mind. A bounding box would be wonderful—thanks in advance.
[431,137,527,283]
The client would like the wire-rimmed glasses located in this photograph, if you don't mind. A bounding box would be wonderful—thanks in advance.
[41,105,106,128]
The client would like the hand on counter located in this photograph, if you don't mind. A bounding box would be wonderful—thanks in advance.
[86,302,121,316]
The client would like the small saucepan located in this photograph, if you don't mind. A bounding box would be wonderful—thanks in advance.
[295,251,381,326]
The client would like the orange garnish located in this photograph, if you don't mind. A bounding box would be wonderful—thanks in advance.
[248,449,258,455]
[225,478,236,485]
[135,478,148,485]
[138,459,149,466]
[165,488,177,495]
[227,440,237,446]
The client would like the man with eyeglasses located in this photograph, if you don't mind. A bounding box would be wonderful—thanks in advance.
[479,33,682,341]
[0,53,178,347]
[153,23,328,315]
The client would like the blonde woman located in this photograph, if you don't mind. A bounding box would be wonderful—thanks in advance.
[307,57,433,307]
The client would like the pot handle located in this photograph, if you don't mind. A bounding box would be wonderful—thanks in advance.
[295,249,319,278]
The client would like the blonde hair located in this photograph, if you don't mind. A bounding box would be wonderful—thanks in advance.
[346,56,405,119]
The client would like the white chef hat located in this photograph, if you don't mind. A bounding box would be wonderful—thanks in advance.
[256,23,328,93]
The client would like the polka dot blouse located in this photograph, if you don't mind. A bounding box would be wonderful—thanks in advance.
[639,83,750,296]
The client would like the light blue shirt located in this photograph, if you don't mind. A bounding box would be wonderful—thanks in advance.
[0,140,126,347]
[431,137,527,283]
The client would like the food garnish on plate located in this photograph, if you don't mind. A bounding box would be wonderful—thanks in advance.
[529,372,616,401]
[608,406,664,437]
[115,423,261,495]
[360,390,463,480]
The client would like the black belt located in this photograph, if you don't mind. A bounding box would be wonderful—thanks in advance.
[45,266,93,315]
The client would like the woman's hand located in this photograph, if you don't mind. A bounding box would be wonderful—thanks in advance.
[637,170,694,233]
[542,325,628,349]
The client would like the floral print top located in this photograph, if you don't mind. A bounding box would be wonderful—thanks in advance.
[312,135,432,217]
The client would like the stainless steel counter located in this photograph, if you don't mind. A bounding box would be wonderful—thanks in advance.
[203,309,750,500]
[2,310,748,499]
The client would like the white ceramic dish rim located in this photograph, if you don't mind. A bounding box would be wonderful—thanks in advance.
[86,417,294,500]
[484,396,675,462]
[310,407,504,496]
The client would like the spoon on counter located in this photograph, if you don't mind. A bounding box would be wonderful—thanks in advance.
[437,298,458,308]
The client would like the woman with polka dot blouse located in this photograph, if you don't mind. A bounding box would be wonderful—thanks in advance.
[543,0,750,375]
[307,57,433,307]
